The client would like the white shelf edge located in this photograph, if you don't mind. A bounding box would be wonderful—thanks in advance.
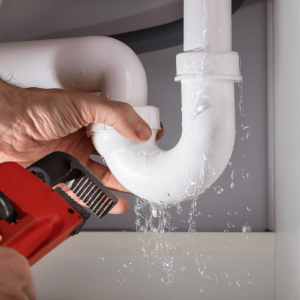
[45,232,275,258]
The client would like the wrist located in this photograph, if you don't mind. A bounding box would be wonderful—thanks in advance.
[0,78,25,111]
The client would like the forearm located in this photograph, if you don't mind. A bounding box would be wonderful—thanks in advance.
[0,78,25,118]
[0,78,29,164]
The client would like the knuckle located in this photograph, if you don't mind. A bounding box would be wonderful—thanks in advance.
[100,169,111,186]
[16,257,30,277]
[5,250,30,279]
[115,102,133,119]
[0,287,28,300]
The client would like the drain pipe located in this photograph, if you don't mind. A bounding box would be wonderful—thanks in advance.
[91,0,241,204]
[0,0,241,204]
[0,37,147,106]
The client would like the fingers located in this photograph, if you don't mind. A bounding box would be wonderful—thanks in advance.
[22,274,37,300]
[54,183,130,214]
[108,196,130,214]
[87,159,131,194]
[73,93,152,142]
[156,122,164,140]
[0,246,37,300]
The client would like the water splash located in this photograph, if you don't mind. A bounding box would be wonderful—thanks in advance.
[213,186,224,194]
[242,223,252,233]
[134,198,177,285]
[188,198,200,233]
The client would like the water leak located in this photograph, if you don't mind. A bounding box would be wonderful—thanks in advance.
[242,223,252,233]
[134,198,177,285]
[213,186,224,194]
[106,37,253,294]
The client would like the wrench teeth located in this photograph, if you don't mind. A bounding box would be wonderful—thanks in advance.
[70,176,117,218]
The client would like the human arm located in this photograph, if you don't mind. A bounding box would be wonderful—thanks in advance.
[0,78,163,213]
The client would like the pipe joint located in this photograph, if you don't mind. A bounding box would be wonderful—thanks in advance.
[175,51,241,82]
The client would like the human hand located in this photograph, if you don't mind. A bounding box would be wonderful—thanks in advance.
[0,79,164,213]
[0,245,36,300]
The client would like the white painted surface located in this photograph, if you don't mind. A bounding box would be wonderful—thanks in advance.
[274,0,300,299]
[39,232,275,256]
[31,232,275,300]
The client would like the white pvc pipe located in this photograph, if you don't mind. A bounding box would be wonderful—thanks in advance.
[0,0,240,204]
[91,0,241,204]
[0,36,147,106]
[184,0,232,52]
[92,78,236,204]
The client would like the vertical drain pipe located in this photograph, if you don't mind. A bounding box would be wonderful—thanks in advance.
[184,0,232,52]
[91,0,241,204]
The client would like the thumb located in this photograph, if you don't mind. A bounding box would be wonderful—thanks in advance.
[74,92,152,142]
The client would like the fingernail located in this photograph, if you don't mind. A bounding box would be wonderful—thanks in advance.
[135,122,152,141]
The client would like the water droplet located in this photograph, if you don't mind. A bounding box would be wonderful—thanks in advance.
[80,70,84,74]
[208,215,211,218]
[152,208,158,218]
[213,186,224,194]
[227,222,233,228]
[230,182,234,189]
[242,224,252,233]
[71,84,74,87]
[247,207,252,212]
[176,203,182,215]
[164,192,170,197]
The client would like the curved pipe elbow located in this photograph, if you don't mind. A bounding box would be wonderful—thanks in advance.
[92,78,236,204]
[0,36,147,106]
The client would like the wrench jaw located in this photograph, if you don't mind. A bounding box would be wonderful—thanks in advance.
[27,152,118,219]
[69,175,116,219]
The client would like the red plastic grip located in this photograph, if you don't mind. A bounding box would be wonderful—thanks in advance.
[0,162,83,266]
